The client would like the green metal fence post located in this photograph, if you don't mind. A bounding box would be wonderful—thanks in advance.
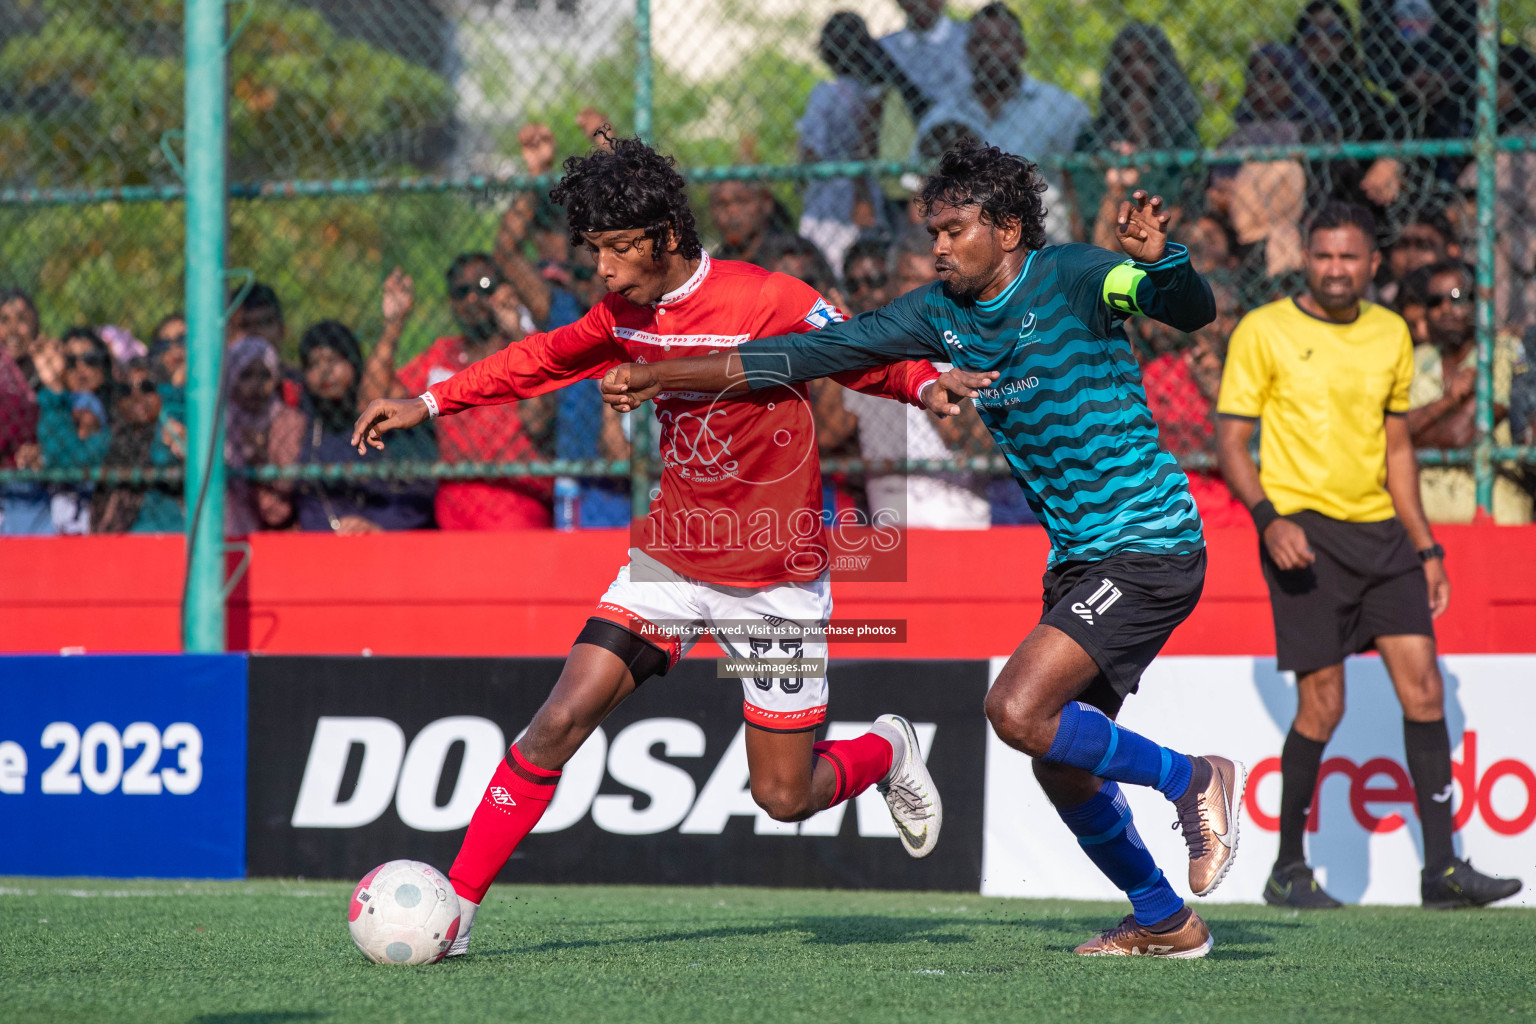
[1472,0,1499,516]
[630,0,655,521]
[182,0,229,652]
[634,0,653,141]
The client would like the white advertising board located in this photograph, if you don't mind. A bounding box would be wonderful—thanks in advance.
[982,655,1536,907]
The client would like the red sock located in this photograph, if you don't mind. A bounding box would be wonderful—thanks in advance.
[448,745,560,905]
[813,733,894,807]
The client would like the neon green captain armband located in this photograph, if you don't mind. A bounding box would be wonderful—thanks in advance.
[1102,262,1148,317]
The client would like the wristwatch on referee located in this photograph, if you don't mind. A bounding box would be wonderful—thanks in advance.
[1417,543,1446,563]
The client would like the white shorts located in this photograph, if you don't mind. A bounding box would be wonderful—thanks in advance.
[592,548,832,732]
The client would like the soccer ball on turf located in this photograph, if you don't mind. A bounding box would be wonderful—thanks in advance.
[348,859,462,965]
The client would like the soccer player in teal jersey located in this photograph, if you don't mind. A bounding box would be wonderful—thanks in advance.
[603,142,1246,957]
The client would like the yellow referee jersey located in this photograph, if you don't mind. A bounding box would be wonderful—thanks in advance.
[1217,298,1414,522]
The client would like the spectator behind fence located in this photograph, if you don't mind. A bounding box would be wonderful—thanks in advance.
[1211,45,1338,284]
[229,282,302,407]
[1076,23,1201,254]
[147,311,189,430]
[1139,274,1249,527]
[1513,325,1536,446]
[35,327,115,534]
[371,253,556,529]
[1180,214,1241,276]
[796,12,889,275]
[1406,261,1532,524]
[878,0,969,118]
[841,229,991,528]
[1456,45,1536,334]
[148,312,187,388]
[708,181,793,268]
[1394,263,1435,347]
[1290,1,1414,215]
[224,335,300,535]
[89,357,185,534]
[270,321,434,534]
[1379,210,1458,308]
[760,234,863,518]
[0,341,41,534]
[0,288,49,534]
[914,4,1088,245]
[0,287,40,387]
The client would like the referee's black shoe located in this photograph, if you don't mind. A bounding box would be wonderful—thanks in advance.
[1263,861,1342,909]
[1421,858,1522,909]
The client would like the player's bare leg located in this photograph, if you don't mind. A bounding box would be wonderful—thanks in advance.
[447,641,640,955]
[1377,634,1521,908]
[517,643,640,769]
[987,624,1243,903]
[744,726,837,820]
[744,718,941,856]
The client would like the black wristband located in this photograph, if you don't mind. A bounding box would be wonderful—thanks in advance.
[1417,543,1446,563]
[1249,498,1280,535]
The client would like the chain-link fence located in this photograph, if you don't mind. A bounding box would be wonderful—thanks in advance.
[2,0,1534,544]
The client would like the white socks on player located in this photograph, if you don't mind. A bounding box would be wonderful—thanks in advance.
[870,717,909,785]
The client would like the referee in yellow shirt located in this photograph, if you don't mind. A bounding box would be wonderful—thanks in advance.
[1215,201,1520,910]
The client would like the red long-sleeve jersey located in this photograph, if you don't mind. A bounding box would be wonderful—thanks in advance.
[426,253,941,585]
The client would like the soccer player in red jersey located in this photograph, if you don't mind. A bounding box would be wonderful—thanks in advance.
[352,133,983,956]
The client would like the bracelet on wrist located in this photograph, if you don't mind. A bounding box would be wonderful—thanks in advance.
[1417,542,1446,563]
[1249,498,1280,535]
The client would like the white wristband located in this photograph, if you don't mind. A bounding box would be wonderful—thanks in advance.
[918,377,942,407]
[419,391,439,419]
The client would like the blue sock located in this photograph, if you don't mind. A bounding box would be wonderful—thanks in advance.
[1046,701,1194,801]
[1058,782,1185,927]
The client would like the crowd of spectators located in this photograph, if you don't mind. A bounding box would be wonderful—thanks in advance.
[2,0,1535,535]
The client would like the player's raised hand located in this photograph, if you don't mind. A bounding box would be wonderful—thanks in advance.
[381,267,414,326]
[517,122,557,176]
[352,397,430,454]
[1115,190,1171,264]
[601,363,662,412]
[924,367,999,417]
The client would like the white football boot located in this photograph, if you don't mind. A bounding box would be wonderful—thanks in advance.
[872,714,942,858]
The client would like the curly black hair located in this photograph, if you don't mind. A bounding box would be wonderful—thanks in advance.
[550,129,702,262]
[916,140,1049,252]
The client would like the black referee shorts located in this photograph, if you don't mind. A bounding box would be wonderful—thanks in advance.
[1260,510,1434,675]
[1039,548,1206,719]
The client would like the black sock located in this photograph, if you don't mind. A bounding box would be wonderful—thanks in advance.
[1404,718,1457,872]
[1148,906,1192,933]
[1277,728,1326,868]
[1174,756,1212,808]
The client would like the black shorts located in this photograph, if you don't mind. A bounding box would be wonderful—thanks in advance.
[1040,548,1206,717]
[1260,510,1434,675]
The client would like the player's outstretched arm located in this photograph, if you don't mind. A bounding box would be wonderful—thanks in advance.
[601,354,746,413]
[352,397,430,453]
[601,358,996,415]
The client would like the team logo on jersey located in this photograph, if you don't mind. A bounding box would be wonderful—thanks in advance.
[803,298,845,330]
[942,329,966,351]
[1018,311,1037,339]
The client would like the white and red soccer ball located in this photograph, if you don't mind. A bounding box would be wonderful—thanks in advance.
[348,859,461,965]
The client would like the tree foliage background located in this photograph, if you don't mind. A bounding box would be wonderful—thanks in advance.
[2,0,1533,360]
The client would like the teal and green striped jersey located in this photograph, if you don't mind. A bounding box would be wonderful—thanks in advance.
[737,242,1215,566]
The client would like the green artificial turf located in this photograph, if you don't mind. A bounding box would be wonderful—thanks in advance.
[1,879,1532,1024]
